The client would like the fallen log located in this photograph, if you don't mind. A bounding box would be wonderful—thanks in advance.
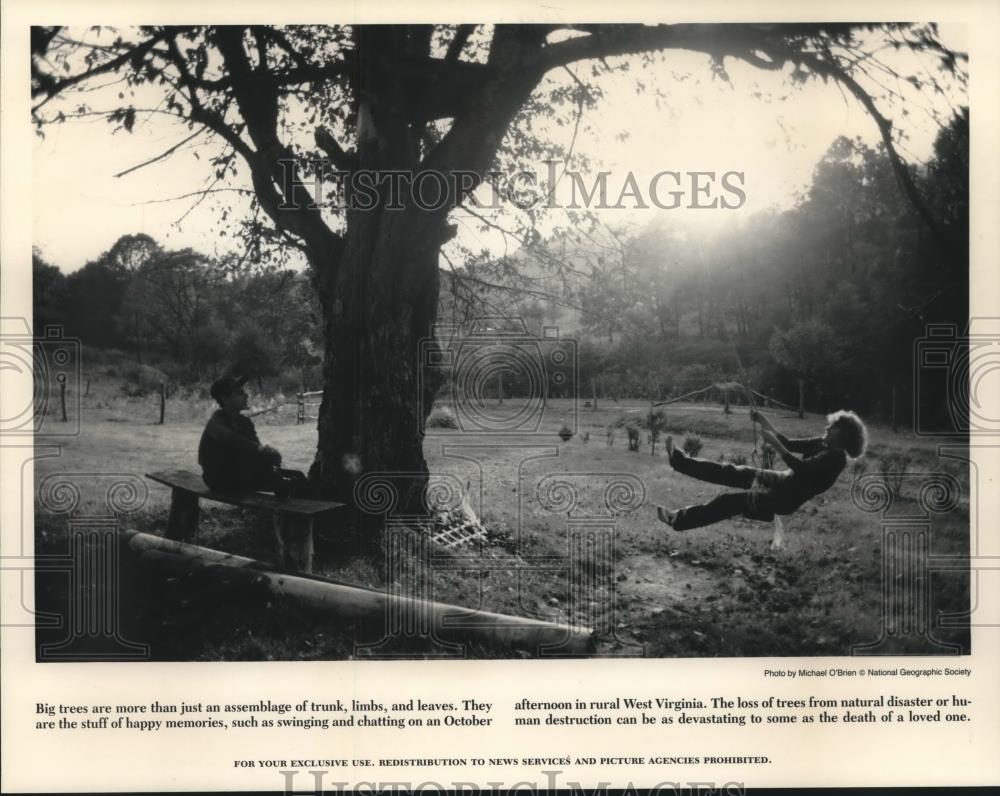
[122,530,595,656]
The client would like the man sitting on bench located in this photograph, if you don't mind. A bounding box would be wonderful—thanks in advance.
[199,374,308,499]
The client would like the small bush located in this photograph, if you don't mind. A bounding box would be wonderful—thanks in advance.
[729,452,748,466]
[119,364,169,397]
[682,433,703,457]
[877,452,912,497]
[87,347,130,371]
[558,424,574,442]
[426,405,459,429]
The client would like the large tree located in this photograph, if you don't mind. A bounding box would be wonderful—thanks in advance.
[31,23,965,526]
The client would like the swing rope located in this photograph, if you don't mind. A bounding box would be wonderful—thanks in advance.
[729,340,761,467]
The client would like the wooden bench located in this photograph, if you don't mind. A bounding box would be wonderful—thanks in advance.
[146,470,346,573]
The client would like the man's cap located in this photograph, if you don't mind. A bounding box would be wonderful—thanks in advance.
[210,374,248,403]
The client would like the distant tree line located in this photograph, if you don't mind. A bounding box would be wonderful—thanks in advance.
[36,110,966,423]
[439,110,968,423]
[33,233,323,390]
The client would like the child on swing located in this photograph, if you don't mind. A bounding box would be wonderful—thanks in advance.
[656,408,867,531]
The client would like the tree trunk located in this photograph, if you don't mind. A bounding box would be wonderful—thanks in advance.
[304,25,546,541]
[307,208,445,533]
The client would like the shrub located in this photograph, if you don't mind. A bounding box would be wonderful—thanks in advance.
[426,405,459,429]
[230,325,281,382]
[729,452,748,466]
[682,433,703,457]
[558,424,574,442]
[87,347,130,373]
[877,452,912,497]
[645,409,669,455]
[119,364,169,397]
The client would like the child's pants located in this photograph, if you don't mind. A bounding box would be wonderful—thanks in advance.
[669,449,783,530]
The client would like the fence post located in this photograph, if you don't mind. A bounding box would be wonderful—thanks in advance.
[723,387,730,414]
[891,385,898,433]
[297,392,304,425]
[58,373,68,422]
[798,379,805,419]
[648,401,655,455]
[158,382,166,425]
[592,382,598,411]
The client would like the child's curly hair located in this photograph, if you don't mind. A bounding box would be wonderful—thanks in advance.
[827,410,868,458]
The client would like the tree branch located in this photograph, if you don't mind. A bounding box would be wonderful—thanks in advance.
[315,127,355,170]
[113,129,204,178]
[796,46,945,241]
[32,31,169,112]
[542,23,779,69]
[441,265,582,311]
[211,27,343,269]
[444,24,476,65]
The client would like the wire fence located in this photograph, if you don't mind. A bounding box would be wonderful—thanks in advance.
[651,380,805,417]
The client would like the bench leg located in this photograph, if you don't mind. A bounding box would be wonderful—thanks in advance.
[273,515,314,573]
[272,514,286,569]
[166,489,200,541]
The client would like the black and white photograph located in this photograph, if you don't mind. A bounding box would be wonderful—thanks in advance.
[22,18,975,664]
[7,2,1000,793]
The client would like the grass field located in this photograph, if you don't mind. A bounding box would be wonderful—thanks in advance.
[33,371,971,660]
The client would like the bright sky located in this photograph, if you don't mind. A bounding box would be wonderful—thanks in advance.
[32,25,967,272]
